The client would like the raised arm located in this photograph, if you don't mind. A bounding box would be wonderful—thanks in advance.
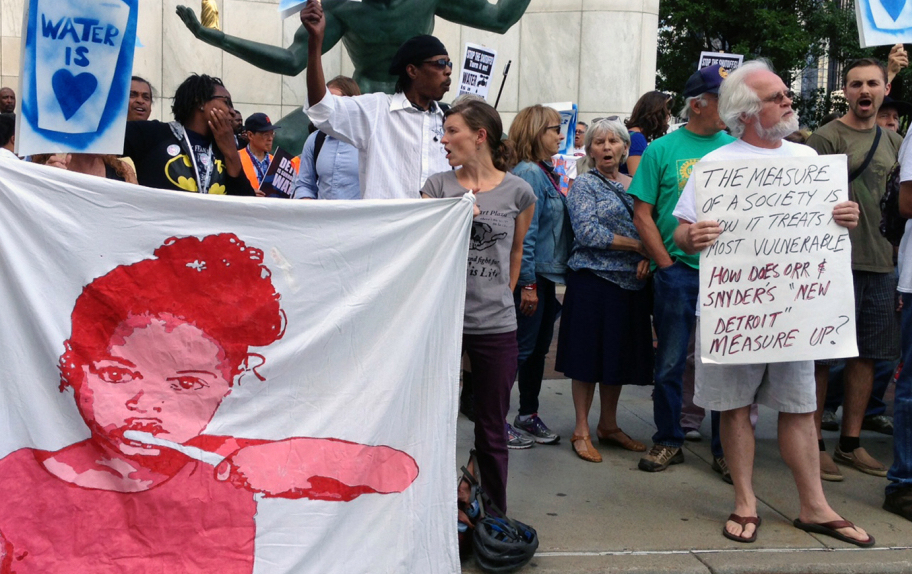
[436,0,531,33]
[175,5,344,76]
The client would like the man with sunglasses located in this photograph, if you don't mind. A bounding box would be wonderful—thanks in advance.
[298,1,453,199]
[807,58,903,483]
[628,65,733,476]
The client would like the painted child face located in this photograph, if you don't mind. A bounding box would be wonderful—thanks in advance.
[77,314,233,456]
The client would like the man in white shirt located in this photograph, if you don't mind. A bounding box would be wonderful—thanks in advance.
[0,113,17,160]
[672,59,872,547]
[300,1,451,199]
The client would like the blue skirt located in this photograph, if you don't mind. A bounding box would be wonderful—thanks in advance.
[555,269,654,385]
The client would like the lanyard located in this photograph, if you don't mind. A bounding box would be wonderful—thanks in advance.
[245,146,269,184]
[177,124,214,194]
[537,161,561,194]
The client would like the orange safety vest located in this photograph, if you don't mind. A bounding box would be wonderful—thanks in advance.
[239,148,272,190]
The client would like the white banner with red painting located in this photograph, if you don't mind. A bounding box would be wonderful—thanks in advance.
[0,159,470,574]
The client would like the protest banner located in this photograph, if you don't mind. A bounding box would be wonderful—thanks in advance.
[17,0,138,155]
[0,159,469,573]
[694,154,858,365]
[259,147,297,198]
[698,51,743,72]
[458,43,497,100]
[855,0,912,47]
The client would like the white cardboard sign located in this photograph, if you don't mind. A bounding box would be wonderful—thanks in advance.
[694,155,858,365]
[458,43,497,100]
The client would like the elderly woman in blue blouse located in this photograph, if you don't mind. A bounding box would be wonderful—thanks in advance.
[504,105,573,447]
[555,118,654,463]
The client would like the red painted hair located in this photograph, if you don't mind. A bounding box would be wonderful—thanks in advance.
[58,234,284,390]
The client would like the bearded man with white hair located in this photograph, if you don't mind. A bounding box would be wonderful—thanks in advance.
[671,59,873,547]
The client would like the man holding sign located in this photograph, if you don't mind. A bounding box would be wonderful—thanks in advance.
[672,60,872,547]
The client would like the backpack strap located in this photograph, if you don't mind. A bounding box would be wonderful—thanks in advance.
[849,125,882,183]
[312,131,328,173]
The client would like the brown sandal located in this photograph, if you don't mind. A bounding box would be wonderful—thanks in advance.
[571,434,602,463]
[597,427,646,452]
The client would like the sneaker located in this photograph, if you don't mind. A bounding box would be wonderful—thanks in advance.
[712,455,733,484]
[819,450,844,482]
[834,445,887,477]
[638,444,684,472]
[505,423,534,449]
[513,414,560,445]
[821,410,839,431]
[884,487,912,522]
[684,429,702,442]
[862,414,894,435]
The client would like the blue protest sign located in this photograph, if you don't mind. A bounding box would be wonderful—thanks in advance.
[856,0,912,47]
[17,0,138,155]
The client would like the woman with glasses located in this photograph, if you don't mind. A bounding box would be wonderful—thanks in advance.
[123,74,254,196]
[502,105,573,448]
[622,91,673,176]
[556,118,653,462]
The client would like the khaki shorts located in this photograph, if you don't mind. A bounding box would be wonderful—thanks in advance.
[694,318,817,413]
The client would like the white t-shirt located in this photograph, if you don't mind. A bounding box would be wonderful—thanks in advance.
[896,134,912,292]
[672,139,818,315]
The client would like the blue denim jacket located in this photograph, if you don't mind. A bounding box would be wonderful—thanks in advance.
[512,161,573,286]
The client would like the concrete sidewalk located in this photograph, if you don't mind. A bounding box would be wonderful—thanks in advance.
[457,381,912,573]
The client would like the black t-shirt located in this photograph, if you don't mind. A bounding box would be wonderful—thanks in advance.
[124,121,254,196]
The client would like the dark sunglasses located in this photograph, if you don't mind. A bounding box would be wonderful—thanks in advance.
[545,125,562,133]
[762,90,795,105]
[422,58,453,70]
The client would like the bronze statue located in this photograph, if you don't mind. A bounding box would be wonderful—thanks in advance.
[176,0,530,153]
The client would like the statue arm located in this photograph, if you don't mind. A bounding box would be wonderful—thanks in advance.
[435,0,531,33]
[175,5,344,76]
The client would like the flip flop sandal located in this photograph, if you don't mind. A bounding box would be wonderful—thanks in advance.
[722,514,761,543]
[793,518,875,548]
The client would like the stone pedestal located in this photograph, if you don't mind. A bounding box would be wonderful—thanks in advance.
[0,0,658,134]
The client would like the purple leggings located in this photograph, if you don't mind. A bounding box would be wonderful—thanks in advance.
[464,330,518,513]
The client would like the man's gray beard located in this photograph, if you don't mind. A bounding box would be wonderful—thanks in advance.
[756,113,800,142]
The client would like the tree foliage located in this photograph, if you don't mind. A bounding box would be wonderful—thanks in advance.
[657,0,904,129]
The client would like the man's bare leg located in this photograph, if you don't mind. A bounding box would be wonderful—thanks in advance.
[721,406,757,540]
[778,411,870,542]
[843,358,874,437]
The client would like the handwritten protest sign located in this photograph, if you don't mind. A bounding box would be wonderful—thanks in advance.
[855,0,912,47]
[694,155,857,365]
[17,0,138,155]
[458,43,497,100]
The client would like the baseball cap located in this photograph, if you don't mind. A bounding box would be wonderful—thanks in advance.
[244,113,279,133]
[683,64,727,98]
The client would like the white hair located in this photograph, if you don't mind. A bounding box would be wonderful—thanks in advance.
[718,59,774,138]
[680,94,709,121]
[577,117,631,173]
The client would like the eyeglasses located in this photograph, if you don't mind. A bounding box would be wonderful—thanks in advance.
[545,125,561,133]
[762,90,795,105]
[209,95,234,108]
[422,59,453,70]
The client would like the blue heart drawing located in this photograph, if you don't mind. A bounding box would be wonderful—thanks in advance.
[52,69,98,120]
[882,0,906,21]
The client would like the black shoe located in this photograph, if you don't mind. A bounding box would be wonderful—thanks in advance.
[862,414,894,435]
[884,487,912,521]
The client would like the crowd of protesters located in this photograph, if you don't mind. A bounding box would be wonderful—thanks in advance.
[3,0,912,558]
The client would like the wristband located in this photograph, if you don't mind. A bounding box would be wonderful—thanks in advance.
[522,283,537,291]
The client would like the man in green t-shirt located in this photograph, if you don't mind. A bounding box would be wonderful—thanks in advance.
[629,65,735,474]
[806,58,902,482]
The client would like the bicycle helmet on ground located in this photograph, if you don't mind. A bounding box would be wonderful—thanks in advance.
[472,515,538,573]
